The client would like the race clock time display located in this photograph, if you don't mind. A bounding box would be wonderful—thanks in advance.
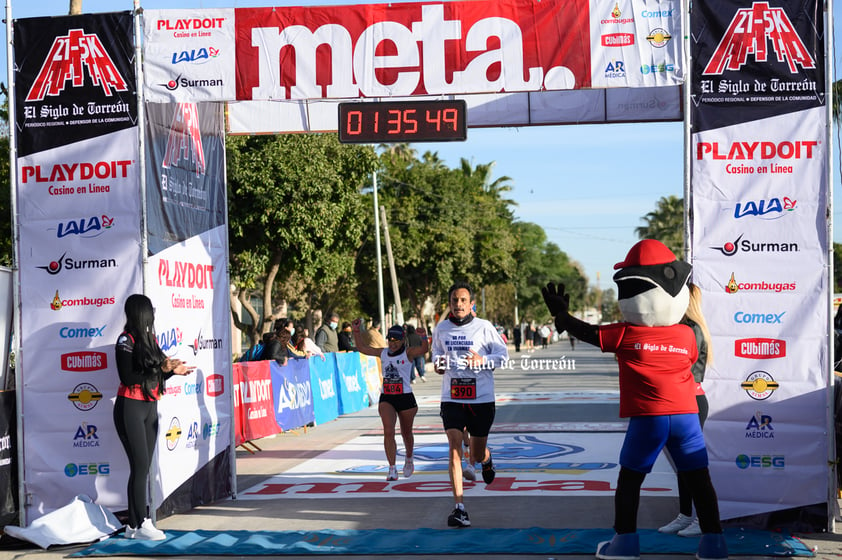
[338,100,467,143]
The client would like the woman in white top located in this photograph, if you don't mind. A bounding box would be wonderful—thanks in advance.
[353,320,429,481]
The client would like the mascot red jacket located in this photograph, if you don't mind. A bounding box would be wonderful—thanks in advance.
[542,239,728,560]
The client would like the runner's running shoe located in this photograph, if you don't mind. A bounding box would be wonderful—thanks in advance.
[403,457,414,478]
[386,465,398,481]
[463,461,476,481]
[481,454,496,484]
[447,507,471,527]
[677,517,701,537]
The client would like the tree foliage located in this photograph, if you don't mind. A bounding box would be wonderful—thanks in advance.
[225,133,378,342]
[634,194,685,257]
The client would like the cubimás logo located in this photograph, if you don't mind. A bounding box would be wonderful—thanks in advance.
[740,371,779,400]
[712,234,798,256]
[735,338,786,359]
[206,374,224,397]
[61,351,108,372]
[703,2,815,75]
[67,383,102,411]
[26,29,128,102]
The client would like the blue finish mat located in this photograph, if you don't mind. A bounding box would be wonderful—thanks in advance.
[71,527,815,556]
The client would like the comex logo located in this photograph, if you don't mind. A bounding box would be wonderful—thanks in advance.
[26,29,128,101]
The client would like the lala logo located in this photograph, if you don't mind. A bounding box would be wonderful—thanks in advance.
[26,29,128,101]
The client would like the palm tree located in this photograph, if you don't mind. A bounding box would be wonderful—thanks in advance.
[634,195,684,257]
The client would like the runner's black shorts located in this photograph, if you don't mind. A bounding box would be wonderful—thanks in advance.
[379,392,418,412]
[440,401,496,437]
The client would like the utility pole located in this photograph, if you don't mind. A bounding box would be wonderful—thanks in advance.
[380,205,404,326]
[69,0,82,14]
[372,172,386,338]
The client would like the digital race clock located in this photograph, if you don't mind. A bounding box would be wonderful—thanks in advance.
[338,100,467,143]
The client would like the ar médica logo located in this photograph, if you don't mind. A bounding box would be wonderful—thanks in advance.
[703,2,815,75]
[25,28,128,102]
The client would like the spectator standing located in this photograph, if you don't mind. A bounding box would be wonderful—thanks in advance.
[315,312,340,353]
[338,321,356,352]
[362,319,388,349]
[512,324,522,353]
[113,294,195,540]
[405,324,426,383]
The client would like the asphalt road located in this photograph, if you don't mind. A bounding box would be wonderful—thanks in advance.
[2,340,840,559]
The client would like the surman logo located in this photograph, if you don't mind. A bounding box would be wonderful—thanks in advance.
[703,2,816,75]
[26,29,129,101]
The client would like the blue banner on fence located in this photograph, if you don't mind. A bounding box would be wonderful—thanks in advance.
[334,352,368,415]
[310,353,340,426]
[270,359,315,431]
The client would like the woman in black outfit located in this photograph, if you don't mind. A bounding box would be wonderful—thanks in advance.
[113,294,194,540]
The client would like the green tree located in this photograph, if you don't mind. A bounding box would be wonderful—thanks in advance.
[226,133,378,343]
[634,194,685,257]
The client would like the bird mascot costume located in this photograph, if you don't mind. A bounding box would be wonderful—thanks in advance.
[542,239,727,560]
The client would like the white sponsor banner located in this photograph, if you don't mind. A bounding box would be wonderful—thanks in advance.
[16,135,142,515]
[691,109,829,520]
[146,226,232,505]
[589,0,682,88]
[143,9,237,103]
[238,431,678,499]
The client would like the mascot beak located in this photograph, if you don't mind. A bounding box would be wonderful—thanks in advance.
[613,260,692,299]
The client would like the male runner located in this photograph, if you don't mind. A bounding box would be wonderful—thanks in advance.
[432,281,508,527]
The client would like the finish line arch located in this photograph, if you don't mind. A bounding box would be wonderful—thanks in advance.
[8,0,832,531]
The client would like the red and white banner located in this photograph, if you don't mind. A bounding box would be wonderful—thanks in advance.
[690,0,829,523]
[142,0,684,127]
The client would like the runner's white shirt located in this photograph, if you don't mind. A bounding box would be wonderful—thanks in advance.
[432,316,509,404]
[380,348,414,395]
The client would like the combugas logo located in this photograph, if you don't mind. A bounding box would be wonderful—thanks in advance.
[703,2,815,75]
[26,29,129,101]
[740,371,779,400]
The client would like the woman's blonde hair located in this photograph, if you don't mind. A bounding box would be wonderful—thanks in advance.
[685,283,712,366]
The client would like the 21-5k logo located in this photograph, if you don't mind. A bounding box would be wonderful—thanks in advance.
[26,29,128,101]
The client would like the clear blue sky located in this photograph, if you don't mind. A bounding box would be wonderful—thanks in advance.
[3,0,836,289]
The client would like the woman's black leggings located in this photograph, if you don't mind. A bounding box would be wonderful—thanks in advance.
[113,396,158,528]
